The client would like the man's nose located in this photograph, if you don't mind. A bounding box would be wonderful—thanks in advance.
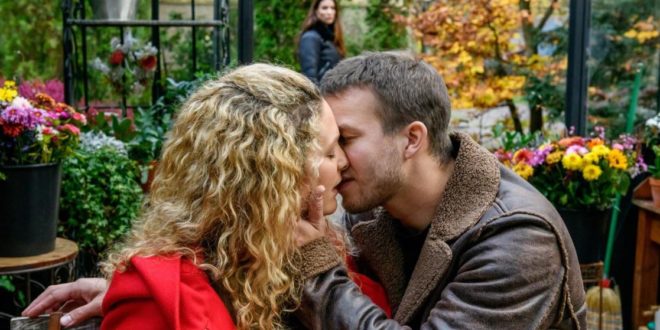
[337,148,349,171]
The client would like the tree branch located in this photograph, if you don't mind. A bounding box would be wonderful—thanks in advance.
[536,0,558,32]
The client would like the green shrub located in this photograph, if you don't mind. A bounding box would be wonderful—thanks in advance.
[59,147,143,254]
[254,0,311,68]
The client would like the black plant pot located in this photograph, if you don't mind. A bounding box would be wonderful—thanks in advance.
[0,163,62,257]
[558,208,610,264]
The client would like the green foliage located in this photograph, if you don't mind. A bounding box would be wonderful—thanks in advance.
[159,12,218,81]
[492,122,543,151]
[88,74,212,165]
[0,0,62,80]
[524,74,565,120]
[362,0,408,51]
[0,275,15,292]
[254,0,311,68]
[59,147,143,253]
[129,74,213,163]
[649,145,660,179]
[0,275,26,307]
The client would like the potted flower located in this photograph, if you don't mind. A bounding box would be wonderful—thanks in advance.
[0,80,87,257]
[494,127,645,262]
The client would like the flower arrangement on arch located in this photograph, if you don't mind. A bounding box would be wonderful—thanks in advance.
[494,127,646,210]
[0,80,87,167]
[90,34,158,95]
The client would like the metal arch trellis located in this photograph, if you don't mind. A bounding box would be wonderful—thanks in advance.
[62,0,231,115]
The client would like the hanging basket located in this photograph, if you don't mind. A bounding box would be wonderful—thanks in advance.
[90,0,138,20]
[0,163,62,257]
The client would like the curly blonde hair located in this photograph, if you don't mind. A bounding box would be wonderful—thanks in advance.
[103,64,323,329]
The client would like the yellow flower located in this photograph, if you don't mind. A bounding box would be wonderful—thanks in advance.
[591,145,611,157]
[0,88,17,103]
[582,164,603,181]
[546,151,562,165]
[0,80,18,103]
[583,152,599,164]
[607,149,628,170]
[562,152,584,171]
[513,163,534,180]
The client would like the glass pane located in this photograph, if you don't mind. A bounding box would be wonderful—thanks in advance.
[587,0,659,138]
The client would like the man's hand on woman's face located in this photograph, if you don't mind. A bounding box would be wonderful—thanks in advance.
[22,278,108,328]
[295,185,327,247]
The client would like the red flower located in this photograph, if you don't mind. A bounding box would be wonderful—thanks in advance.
[513,149,534,164]
[109,50,125,66]
[139,55,157,71]
[2,123,23,137]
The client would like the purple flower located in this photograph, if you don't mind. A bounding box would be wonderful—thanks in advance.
[594,126,605,140]
[612,143,624,150]
[617,134,636,150]
[18,80,65,103]
[636,155,648,172]
[568,126,576,136]
[530,145,553,166]
[1,106,33,128]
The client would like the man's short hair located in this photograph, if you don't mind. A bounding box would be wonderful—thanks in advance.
[321,51,453,162]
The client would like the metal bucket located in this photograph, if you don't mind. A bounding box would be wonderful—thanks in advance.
[90,0,138,20]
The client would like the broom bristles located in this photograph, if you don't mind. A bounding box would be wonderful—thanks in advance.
[585,286,622,313]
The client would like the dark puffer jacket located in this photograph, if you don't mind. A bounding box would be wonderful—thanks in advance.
[294,132,586,329]
[298,24,341,85]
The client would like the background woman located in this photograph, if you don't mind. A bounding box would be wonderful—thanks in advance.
[297,0,345,85]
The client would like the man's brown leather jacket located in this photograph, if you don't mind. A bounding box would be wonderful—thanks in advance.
[295,133,586,329]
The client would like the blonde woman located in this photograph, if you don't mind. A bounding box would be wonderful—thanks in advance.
[23,64,392,329]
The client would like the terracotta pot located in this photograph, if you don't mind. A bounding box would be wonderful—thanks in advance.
[650,177,660,208]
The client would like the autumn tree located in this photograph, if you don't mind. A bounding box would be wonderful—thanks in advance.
[407,0,568,133]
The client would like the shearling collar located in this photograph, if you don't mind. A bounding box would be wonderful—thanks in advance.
[350,132,501,324]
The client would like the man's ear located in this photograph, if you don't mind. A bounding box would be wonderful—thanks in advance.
[401,121,428,159]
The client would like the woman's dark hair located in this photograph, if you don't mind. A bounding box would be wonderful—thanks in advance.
[298,0,345,57]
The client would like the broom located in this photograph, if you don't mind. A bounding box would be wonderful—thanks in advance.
[584,64,643,329]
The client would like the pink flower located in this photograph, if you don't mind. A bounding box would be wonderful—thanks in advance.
[58,123,80,136]
[558,136,585,148]
[566,145,588,155]
[612,143,624,150]
[72,112,87,125]
[41,126,56,135]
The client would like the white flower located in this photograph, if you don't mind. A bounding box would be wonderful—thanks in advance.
[131,81,145,94]
[80,131,128,155]
[646,114,660,129]
[10,96,31,108]
[90,58,110,74]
